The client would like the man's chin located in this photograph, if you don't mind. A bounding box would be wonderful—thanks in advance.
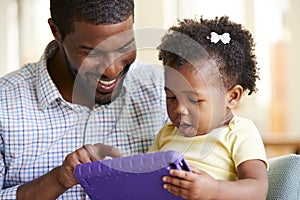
[94,78,125,105]
[95,94,113,105]
[95,89,121,105]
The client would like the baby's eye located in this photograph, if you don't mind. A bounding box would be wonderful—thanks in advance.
[189,98,202,103]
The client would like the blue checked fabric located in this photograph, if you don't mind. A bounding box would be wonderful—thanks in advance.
[0,41,168,199]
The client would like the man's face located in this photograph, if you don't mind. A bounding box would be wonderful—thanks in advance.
[62,16,136,105]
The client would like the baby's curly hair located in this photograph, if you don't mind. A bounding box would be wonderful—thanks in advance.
[158,16,259,95]
[50,0,134,40]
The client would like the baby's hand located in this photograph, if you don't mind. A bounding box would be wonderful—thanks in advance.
[162,166,218,200]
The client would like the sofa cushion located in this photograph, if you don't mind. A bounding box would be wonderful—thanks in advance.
[267,154,300,200]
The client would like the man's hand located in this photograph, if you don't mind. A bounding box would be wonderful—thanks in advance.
[57,143,122,188]
[17,143,122,200]
[88,143,122,160]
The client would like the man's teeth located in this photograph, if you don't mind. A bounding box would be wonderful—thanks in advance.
[97,79,116,86]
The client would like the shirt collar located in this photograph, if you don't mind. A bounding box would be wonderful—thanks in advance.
[36,40,65,110]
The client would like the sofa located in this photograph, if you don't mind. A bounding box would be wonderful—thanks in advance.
[267,154,300,199]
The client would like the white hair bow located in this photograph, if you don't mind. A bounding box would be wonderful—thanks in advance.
[208,32,231,44]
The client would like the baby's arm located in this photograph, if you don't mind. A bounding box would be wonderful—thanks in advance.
[162,159,268,200]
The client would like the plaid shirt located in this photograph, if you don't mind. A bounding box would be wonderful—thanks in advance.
[0,41,167,199]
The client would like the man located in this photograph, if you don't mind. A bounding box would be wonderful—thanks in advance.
[0,0,167,199]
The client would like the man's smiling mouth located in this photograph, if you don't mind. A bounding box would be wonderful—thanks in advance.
[89,65,129,93]
[96,78,119,93]
[97,78,117,86]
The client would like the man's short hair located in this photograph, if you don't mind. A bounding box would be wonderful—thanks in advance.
[50,0,134,39]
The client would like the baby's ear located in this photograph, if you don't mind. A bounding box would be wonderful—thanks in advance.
[226,85,243,109]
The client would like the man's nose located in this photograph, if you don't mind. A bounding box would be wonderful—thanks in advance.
[98,53,123,79]
[102,62,123,78]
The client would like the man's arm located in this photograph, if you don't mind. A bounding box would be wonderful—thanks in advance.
[17,167,67,200]
[16,143,121,200]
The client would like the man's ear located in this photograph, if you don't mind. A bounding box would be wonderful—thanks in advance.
[226,85,243,109]
[48,18,62,42]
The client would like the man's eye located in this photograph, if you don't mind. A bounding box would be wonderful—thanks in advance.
[85,51,100,57]
[82,49,101,58]
[166,96,177,100]
[118,43,135,53]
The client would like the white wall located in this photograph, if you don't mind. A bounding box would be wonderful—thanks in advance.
[287,0,300,137]
[134,0,175,65]
[0,0,18,77]
[18,0,52,65]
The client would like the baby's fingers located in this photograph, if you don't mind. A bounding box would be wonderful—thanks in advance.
[189,165,205,174]
[169,169,196,181]
[163,183,190,198]
[163,176,189,189]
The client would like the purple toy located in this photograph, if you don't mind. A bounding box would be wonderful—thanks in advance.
[74,150,191,200]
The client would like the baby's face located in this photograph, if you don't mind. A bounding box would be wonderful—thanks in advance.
[164,62,228,137]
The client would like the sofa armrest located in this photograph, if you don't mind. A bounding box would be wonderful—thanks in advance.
[267,154,300,200]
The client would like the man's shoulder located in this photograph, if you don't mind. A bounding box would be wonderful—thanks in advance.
[0,63,38,92]
[122,61,167,112]
[125,61,164,88]
[127,61,164,78]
